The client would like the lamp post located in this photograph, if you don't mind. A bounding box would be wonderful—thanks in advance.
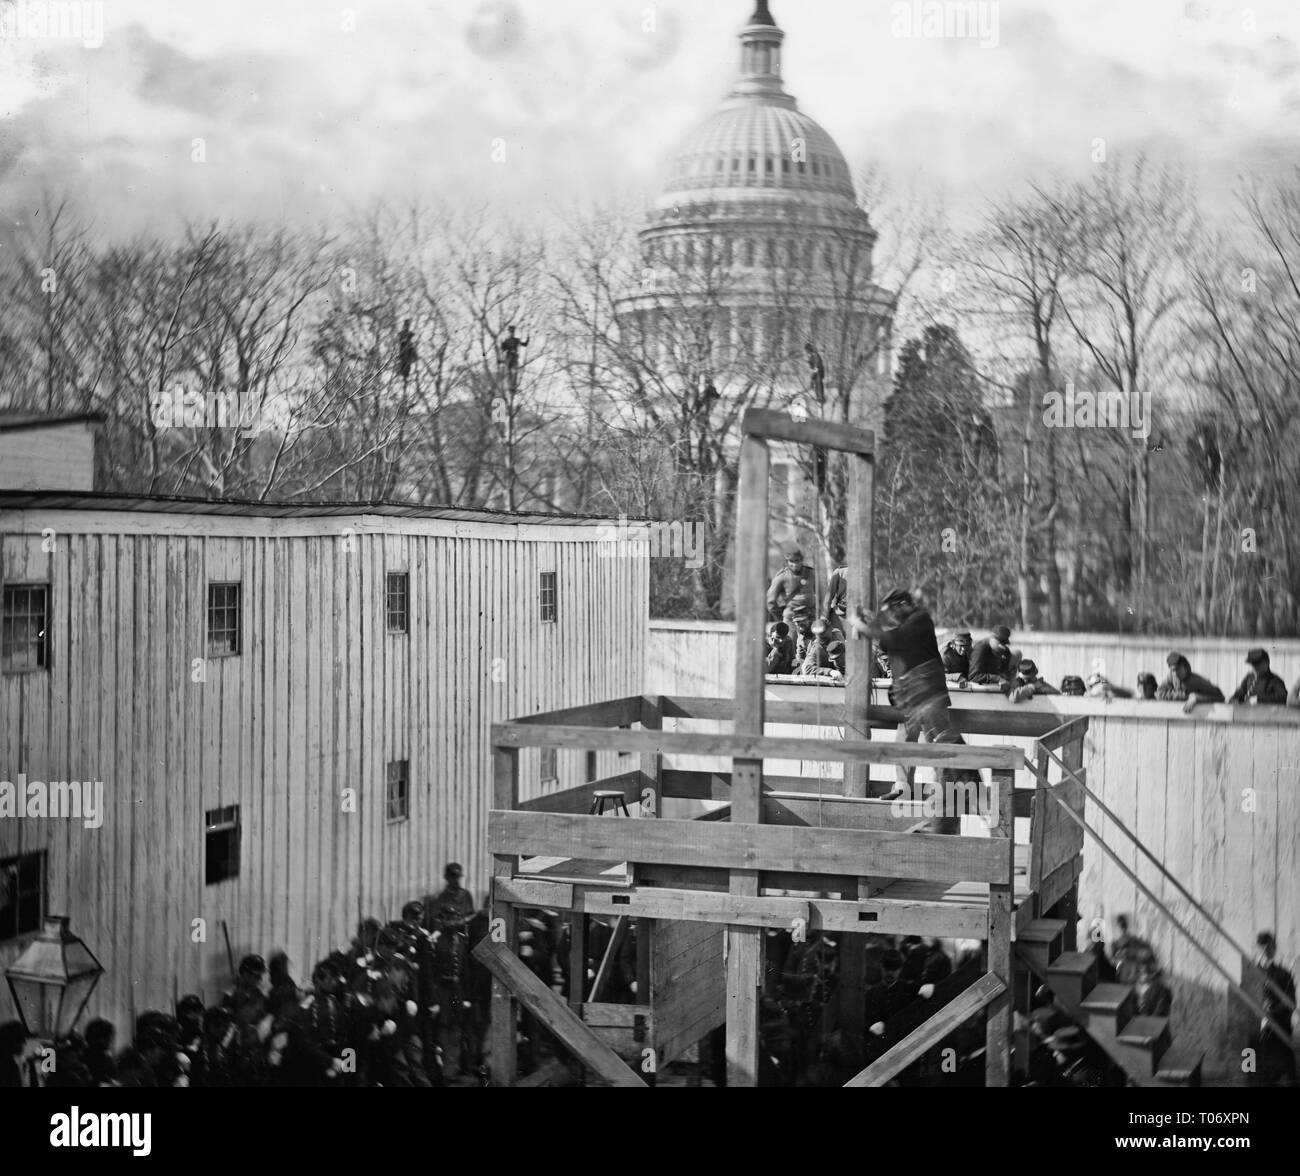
[5,916,105,1047]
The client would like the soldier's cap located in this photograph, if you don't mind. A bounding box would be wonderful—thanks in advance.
[176,994,205,1017]
[881,948,905,970]
[444,862,464,878]
[1061,675,1086,695]
[1167,651,1188,668]
[1246,647,1269,665]
[1018,659,1038,678]
[771,621,790,638]
[881,588,912,609]
[312,957,344,981]
[993,625,1011,642]
[238,953,267,977]
[401,900,425,921]
[785,547,804,561]
[955,629,972,640]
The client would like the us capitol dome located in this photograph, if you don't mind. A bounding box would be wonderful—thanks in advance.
[617,0,895,414]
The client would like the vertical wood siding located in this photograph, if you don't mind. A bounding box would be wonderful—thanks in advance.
[0,516,647,1031]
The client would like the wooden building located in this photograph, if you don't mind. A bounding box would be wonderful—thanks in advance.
[0,491,647,1032]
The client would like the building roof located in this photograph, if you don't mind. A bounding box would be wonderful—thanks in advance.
[0,489,647,528]
[0,411,106,433]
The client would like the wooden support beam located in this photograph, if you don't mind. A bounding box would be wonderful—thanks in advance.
[489,746,521,1087]
[513,696,645,727]
[491,722,1022,771]
[762,792,933,832]
[844,972,1006,1087]
[844,449,875,793]
[639,695,663,814]
[727,430,769,1088]
[985,768,1015,1088]
[742,407,875,456]
[472,937,648,1087]
[568,912,586,1009]
[495,877,575,909]
[489,811,1014,884]
[1036,714,1090,752]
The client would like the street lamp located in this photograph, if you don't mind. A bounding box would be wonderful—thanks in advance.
[4,916,104,1042]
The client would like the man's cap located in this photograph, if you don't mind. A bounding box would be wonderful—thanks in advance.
[772,621,790,637]
[955,629,972,640]
[1018,659,1038,677]
[238,954,267,977]
[881,588,912,608]
[401,900,424,921]
[993,625,1011,642]
[785,547,803,561]
[1246,647,1269,665]
[444,862,463,877]
[1061,675,1085,695]
[1166,651,1187,667]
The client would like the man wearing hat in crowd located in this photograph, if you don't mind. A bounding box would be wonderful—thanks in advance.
[1004,658,1061,703]
[765,621,797,675]
[941,629,973,678]
[1155,651,1225,713]
[862,948,920,1065]
[968,624,1014,685]
[850,588,978,831]
[1254,930,1297,1086]
[1229,648,1288,706]
[766,548,818,659]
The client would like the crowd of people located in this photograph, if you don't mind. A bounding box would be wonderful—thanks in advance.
[1,863,491,1088]
[765,549,1300,716]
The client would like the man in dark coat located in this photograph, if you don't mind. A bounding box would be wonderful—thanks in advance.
[1254,931,1297,1086]
[941,629,972,677]
[862,949,919,1063]
[850,589,977,830]
[766,548,817,654]
[968,625,1013,684]
[1156,652,1225,712]
[1229,648,1288,706]
[765,621,797,675]
[1005,659,1061,703]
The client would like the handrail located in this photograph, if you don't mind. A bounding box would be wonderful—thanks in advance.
[1025,748,1295,1048]
[1036,735,1298,1022]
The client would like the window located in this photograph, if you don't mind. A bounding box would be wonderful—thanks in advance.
[0,852,45,942]
[2,584,49,672]
[386,760,410,822]
[539,572,557,623]
[540,747,557,784]
[205,806,240,885]
[207,583,241,657]
[586,751,598,783]
[386,572,409,633]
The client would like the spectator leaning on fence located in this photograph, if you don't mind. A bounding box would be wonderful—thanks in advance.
[968,625,1014,684]
[1155,652,1225,713]
[1229,648,1288,706]
[1004,659,1061,704]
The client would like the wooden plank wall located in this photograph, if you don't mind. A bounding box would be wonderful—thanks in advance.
[0,511,647,1034]
[651,916,726,1066]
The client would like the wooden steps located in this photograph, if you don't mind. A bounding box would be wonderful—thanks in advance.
[1015,938,1200,1087]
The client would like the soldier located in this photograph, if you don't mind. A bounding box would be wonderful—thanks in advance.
[385,900,438,1086]
[862,949,919,1063]
[766,548,817,657]
[290,958,352,1086]
[84,1018,117,1087]
[222,954,273,1086]
[1109,914,1157,985]
[1229,648,1288,706]
[175,995,206,1074]
[968,625,1014,684]
[765,621,797,675]
[192,1006,236,1088]
[426,861,476,928]
[1005,658,1061,703]
[941,629,972,678]
[823,565,848,629]
[1155,652,1224,712]
[1255,930,1297,1086]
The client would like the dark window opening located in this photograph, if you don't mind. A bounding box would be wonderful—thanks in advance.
[386,572,409,633]
[207,583,241,657]
[2,584,49,672]
[386,760,409,822]
[539,572,558,623]
[0,851,45,942]
[541,747,558,784]
[205,806,241,885]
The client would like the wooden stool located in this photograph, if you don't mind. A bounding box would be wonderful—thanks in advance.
[589,790,631,817]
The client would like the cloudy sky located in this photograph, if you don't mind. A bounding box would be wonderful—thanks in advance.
[1,0,1298,239]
